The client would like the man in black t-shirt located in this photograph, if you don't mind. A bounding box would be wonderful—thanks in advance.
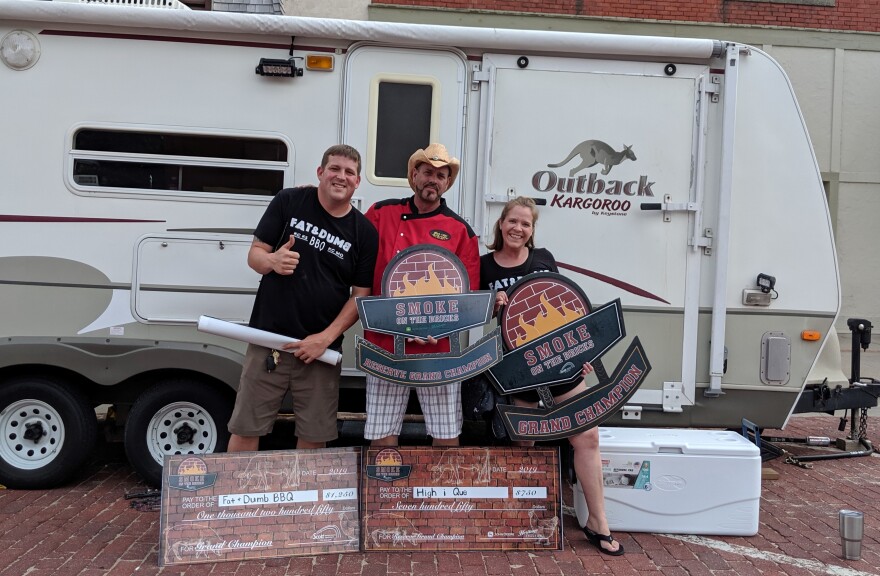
[227,145,378,452]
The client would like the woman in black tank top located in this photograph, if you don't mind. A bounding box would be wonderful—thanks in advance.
[480,197,624,556]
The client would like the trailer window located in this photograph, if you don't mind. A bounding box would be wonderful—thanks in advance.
[374,82,433,179]
[71,129,288,196]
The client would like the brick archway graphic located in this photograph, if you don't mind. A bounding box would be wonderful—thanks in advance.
[501,275,592,352]
[381,245,469,298]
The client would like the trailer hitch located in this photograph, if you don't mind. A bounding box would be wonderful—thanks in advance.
[742,414,874,468]
[755,318,879,467]
[781,437,874,467]
[793,318,880,415]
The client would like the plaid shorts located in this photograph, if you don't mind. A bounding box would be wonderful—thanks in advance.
[228,344,341,443]
[364,375,462,440]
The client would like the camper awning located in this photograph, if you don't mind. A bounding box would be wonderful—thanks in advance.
[0,0,723,61]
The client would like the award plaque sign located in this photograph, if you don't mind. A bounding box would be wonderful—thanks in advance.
[488,272,651,441]
[159,448,360,566]
[356,245,502,386]
[497,337,651,441]
[361,446,562,551]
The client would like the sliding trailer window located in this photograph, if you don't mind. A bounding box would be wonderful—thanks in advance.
[70,128,289,197]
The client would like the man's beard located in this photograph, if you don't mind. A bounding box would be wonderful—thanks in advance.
[417,184,440,202]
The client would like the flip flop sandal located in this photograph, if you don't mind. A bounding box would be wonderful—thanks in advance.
[583,526,625,556]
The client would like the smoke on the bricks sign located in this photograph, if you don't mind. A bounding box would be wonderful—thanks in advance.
[355,245,503,386]
[361,447,563,551]
[159,448,360,566]
[487,272,651,442]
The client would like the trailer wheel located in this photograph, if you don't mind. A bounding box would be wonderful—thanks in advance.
[0,376,97,489]
[124,380,232,487]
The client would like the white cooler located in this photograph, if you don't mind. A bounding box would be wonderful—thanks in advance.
[573,427,761,535]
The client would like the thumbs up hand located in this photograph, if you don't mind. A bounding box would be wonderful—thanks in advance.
[272,234,300,275]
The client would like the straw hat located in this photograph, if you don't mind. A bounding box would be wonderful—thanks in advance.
[407,143,460,190]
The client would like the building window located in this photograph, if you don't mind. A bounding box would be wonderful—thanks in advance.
[180,0,212,10]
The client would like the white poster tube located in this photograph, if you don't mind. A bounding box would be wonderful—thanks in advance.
[197,316,342,366]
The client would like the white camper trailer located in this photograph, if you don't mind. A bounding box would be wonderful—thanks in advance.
[0,0,848,488]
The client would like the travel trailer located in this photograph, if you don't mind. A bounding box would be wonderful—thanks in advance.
[0,0,849,488]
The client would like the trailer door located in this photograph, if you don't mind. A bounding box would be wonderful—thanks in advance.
[476,54,712,412]
[339,45,468,375]
[342,45,467,213]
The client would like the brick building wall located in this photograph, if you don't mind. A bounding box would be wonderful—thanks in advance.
[373,1,880,33]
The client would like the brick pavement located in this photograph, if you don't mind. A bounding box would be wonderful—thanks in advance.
[1,414,878,576]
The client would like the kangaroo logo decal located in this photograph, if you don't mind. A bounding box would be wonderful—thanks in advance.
[547,140,636,176]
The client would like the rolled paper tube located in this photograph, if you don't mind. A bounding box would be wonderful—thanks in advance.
[197,315,342,366]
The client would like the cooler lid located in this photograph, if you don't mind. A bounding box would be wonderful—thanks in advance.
[598,427,760,457]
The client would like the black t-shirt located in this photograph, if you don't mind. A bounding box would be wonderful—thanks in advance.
[479,247,558,291]
[249,186,378,350]
[480,247,580,402]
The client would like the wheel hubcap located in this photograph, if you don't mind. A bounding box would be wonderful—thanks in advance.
[23,421,46,442]
[173,422,197,445]
[0,399,64,470]
[145,402,218,465]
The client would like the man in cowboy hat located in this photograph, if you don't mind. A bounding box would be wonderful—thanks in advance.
[362,143,480,447]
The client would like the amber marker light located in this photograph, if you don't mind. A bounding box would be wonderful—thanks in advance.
[801,330,821,341]
[306,55,334,71]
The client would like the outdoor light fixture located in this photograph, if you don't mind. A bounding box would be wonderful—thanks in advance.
[306,54,334,71]
[757,273,776,294]
[255,57,303,77]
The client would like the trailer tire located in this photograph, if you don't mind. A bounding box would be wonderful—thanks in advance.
[0,376,97,489]
[124,380,233,487]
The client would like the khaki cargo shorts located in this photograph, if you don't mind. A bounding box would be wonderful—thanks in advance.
[228,344,340,443]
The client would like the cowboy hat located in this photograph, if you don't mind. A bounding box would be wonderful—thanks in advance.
[407,143,460,190]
